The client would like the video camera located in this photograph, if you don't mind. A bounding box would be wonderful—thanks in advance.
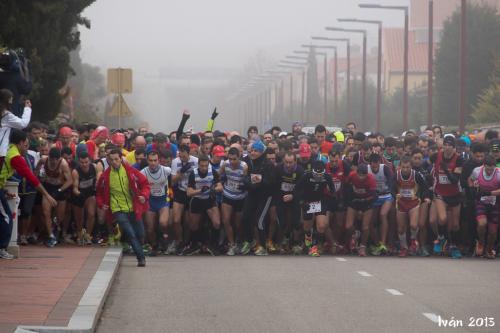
[0,48,30,80]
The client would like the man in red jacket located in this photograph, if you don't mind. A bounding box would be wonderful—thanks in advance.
[96,149,150,267]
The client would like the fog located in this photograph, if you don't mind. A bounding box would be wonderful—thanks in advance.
[80,0,409,132]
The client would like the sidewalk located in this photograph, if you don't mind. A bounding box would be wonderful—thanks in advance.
[0,246,107,333]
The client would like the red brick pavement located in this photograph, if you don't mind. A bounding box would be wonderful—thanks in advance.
[0,246,107,333]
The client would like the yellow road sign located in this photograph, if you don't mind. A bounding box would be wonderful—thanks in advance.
[107,68,133,94]
[108,94,132,117]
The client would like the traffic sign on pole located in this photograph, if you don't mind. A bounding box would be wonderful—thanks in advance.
[107,68,133,94]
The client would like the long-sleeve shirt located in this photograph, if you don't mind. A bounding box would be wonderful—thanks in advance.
[0,107,32,156]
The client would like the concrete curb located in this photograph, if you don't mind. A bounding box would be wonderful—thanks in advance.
[15,247,122,333]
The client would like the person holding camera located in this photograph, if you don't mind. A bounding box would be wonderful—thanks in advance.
[0,89,32,163]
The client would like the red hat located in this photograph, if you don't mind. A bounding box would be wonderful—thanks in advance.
[111,132,125,145]
[299,143,311,158]
[212,145,225,157]
[59,126,73,137]
[189,143,199,150]
[91,126,109,140]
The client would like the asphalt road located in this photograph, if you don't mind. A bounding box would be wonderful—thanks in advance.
[96,255,500,333]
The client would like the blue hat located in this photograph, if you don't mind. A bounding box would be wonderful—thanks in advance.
[251,140,265,153]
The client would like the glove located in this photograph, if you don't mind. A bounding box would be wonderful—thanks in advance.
[180,163,191,174]
[211,107,219,120]
[201,186,210,193]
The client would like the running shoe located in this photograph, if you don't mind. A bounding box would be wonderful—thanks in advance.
[358,245,367,257]
[183,244,200,256]
[83,232,93,245]
[475,240,485,257]
[485,249,496,259]
[409,239,419,256]
[449,245,462,259]
[63,234,75,244]
[143,244,152,255]
[19,235,28,246]
[46,236,58,248]
[165,241,177,255]
[266,240,277,253]
[433,237,446,255]
[292,244,303,255]
[308,245,320,257]
[204,245,219,256]
[418,245,431,257]
[240,241,251,255]
[304,234,313,248]
[371,243,387,256]
[250,240,257,252]
[398,247,408,257]
[137,258,146,267]
[226,244,238,256]
[254,245,268,256]
[176,243,186,256]
[0,248,14,260]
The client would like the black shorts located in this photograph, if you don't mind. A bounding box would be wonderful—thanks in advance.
[435,194,462,207]
[173,189,189,206]
[348,199,374,212]
[19,193,37,218]
[302,200,328,220]
[327,196,346,213]
[71,192,95,208]
[222,196,245,212]
[189,197,216,214]
[44,183,67,201]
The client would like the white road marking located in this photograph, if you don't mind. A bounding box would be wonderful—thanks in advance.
[422,313,440,323]
[336,257,347,262]
[357,271,373,277]
[385,288,403,296]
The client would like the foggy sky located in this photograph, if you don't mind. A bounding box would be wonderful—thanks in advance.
[79,0,409,131]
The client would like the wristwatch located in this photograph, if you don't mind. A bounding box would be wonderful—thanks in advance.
[57,188,62,192]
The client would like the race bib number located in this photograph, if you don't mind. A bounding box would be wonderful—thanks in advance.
[250,174,262,184]
[400,188,414,198]
[307,201,321,214]
[353,186,366,194]
[439,175,451,185]
[79,178,94,189]
[226,179,239,191]
[480,196,496,206]
[281,182,295,192]
[151,185,165,197]
[333,181,341,192]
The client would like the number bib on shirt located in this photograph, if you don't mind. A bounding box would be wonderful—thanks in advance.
[333,181,341,192]
[151,185,165,197]
[226,179,239,191]
[400,188,414,198]
[281,182,295,192]
[79,178,94,189]
[307,201,321,214]
[480,196,496,206]
[439,175,451,185]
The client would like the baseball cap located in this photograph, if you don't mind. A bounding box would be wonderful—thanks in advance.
[334,131,345,143]
[59,126,72,137]
[443,135,456,147]
[299,143,311,158]
[279,131,288,138]
[212,145,225,157]
[251,140,265,153]
[91,126,109,140]
[111,132,125,145]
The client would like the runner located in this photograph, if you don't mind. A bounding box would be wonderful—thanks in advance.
[395,156,431,257]
[429,135,464,258]
[185,155,222,255]
[294,160,335,257]
[71,151,97,246]
[345,164,377,256]
[219,147,248,255]
[469,155,500,259]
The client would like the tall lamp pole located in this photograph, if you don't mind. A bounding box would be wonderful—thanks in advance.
[325,27,367,130]
[338,18,383,132]
[459,0,466,133]
[278,63,307,121]
[312,36,351,115]
[359,3,409,130]
[427,0,434,127]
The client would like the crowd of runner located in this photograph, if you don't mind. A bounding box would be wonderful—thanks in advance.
[1,90,500,267]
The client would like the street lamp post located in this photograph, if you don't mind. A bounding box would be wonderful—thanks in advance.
[359,3,409,130]
[427,0,434,127]
[311,36,351,114]
[325,27,367,130]
[299,45,339,123]
[459,0,466,133]
[338,18,383,132]
[289,52,328,124]
[278,60,307,115]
